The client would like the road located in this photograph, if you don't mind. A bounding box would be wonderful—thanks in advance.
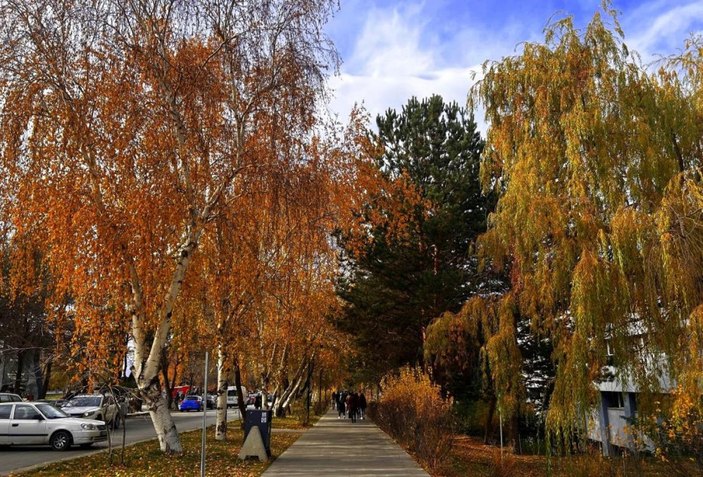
[0,408,241,476]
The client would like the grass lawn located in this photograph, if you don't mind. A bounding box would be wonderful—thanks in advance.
[435,435,700,477]
[15,418,305,476]
[271,410,322,430]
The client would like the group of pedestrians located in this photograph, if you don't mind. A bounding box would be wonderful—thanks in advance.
[332,390,367,423]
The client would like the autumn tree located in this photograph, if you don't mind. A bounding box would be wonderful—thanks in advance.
[0,229,56,398]
[0,0,338,453]
[471,4,703,445]
[244,166,352,416]
[336,95,489,382]
[194,160,330,438]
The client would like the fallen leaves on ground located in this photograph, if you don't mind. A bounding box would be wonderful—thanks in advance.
[433,435,700,477]
[15,422,301,477]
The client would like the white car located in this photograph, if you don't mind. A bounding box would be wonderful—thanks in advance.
[61,394,121,428]
[0,402,107,450]
[0,393,22,403]
[226,386,248,408]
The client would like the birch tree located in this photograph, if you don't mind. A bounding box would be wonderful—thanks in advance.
[0,0,338,453]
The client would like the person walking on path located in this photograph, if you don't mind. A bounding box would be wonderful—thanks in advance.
[358,392,367,420]
[332,391,337,410]
[337,392,346,419]
[348,392,358,423]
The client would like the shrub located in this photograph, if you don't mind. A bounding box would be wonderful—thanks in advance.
[643,390,703,476]
[373,366,454,470]
[488,448,518,477]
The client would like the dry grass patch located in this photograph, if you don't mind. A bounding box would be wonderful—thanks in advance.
[15,422,300,477]
[435,435,701,477]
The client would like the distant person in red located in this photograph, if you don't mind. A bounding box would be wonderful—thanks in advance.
[358,392,367,420]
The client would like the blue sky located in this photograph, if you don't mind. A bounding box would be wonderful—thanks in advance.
[324,0,703,126]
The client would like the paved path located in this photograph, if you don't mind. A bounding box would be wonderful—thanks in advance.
[263,409,429,476]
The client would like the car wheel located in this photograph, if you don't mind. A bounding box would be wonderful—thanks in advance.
[50,430,72,451]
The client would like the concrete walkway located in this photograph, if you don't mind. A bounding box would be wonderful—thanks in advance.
[263,409,429,476]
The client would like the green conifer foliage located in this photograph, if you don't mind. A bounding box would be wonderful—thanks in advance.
[336,95,490,383]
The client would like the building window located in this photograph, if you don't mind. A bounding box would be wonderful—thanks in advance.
[603,391,624,409]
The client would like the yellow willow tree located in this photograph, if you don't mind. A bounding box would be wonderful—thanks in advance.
[470,6,703,440]
[0,0,338,452]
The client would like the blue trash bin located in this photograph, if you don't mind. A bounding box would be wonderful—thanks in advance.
[244,409,272,457]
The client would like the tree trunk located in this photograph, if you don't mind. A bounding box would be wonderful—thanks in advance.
[14,350,24,394]
[31,351,44,399]
[317,367,322,413]
[160,354,174,411]
[277,365,307,417]
[484,396,496,444]
[304,361,312,425]
[234,358,246,425]
[40,357,52,399]
[215,343,231,441]
[142,380,182,453]
[0,352,5,390]
[510,413,519,453]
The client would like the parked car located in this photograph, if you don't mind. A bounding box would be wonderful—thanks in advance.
[179,395,203,412]
[226,386,248,408]
[60,393,121,429]
[245,392,270,410]
[0,393,23,403]
[206,394,216,410]
[0,402,107,450]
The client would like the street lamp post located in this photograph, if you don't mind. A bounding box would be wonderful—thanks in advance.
[201,351,209,477]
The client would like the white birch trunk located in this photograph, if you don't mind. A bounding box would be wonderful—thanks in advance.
[215,342,230,441]
[130,235,202,454]
[276,361,308,416]
[141,380,182,453]
[279,374,305,412]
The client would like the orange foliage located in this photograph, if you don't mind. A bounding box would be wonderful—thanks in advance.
[374,366,454,470]
[0,0,346,452]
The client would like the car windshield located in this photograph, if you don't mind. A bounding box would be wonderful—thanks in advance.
[0,394,21,402]
[185,396,200,401]
[64,396,101,407]
[36,403,69,419]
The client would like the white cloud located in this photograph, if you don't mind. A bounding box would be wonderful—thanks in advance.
[620,1,703,63]
[348,5,433,76]
[326,67,480,126]
[324,0,703,131]
[325,2,490,129]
